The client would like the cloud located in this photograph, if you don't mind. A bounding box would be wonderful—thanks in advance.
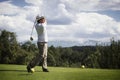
[0,1,24,15]
[47,3,73,25]
[25,0,43,6]
[0,0,120,44]
[60,0,120,11]
[0,14,33,41]
[47,12,120,42]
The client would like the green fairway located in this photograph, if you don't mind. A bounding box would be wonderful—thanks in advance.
[0,64,120,80]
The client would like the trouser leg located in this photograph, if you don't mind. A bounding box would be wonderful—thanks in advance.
[27,42,48,69]
[42,43,48,69]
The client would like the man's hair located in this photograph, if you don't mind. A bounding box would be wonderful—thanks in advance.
[37,17,45,23]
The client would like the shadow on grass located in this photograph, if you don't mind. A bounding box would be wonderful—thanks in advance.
[0,69,43,76]
[0,69,42,72]
[0,69,26,72]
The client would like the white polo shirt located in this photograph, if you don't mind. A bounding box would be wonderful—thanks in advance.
[35,22,48,42]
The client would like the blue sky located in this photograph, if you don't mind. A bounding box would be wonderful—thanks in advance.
[0,0,120,45]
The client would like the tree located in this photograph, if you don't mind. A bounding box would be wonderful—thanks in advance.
[60,48,73,67]
[0,30,18,63]
[21,41,38,52]
[47,53,56,66]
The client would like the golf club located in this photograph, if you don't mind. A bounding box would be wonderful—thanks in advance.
[30,15,39,41]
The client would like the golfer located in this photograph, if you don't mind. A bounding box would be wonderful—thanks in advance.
[27,16,49,72]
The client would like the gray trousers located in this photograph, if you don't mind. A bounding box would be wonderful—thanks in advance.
[28,42,48,69]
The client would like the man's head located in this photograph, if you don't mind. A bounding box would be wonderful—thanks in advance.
[37,16,45,23]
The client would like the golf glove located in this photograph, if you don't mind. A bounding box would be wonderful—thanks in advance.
[30,37,33,41]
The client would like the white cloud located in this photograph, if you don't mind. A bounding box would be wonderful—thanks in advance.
[0,1,43,41]
[25,0,43,6]
[60,0,100,11]
[0,0,120,44]
[60,0,120,11]
[47,12,120,42]
[47,3,73,25]
[0,1,24,15]
[0,14,33,41]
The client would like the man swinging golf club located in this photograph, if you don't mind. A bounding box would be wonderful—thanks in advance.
[27,15,49,72]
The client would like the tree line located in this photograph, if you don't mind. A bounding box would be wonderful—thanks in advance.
[0,30,120,69]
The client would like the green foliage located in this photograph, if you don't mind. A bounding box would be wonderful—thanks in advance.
[98,39,120,69]
[47,53,56,66]
[0,30,120,69]
[0,30,38,65]
[0,30,18,63]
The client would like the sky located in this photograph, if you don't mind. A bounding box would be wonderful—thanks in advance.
[0,0,120,45]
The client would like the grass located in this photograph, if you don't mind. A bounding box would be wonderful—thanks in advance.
[0,64,120,80]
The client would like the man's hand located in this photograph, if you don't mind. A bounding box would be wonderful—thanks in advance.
[30,37,33,41]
